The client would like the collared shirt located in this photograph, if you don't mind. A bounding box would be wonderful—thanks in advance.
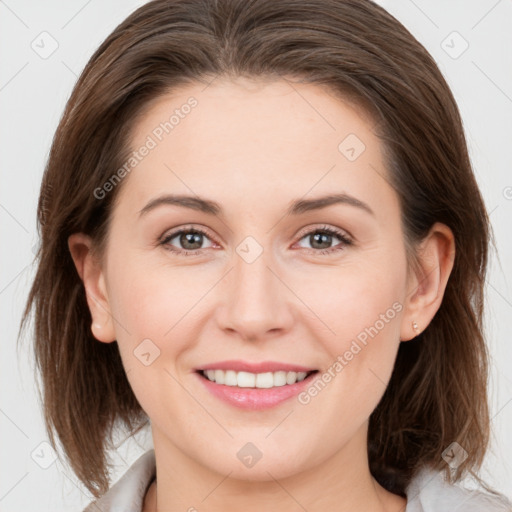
[83,449,512,511]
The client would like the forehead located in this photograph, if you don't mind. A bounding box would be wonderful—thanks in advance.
[114,77,396,223]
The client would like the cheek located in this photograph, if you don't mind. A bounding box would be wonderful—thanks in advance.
[105,254,218,388]
[300,253,406,394]
[105,260,199,420]
[104,255,190,370]
[295,274,404,442]
[107,245,199,333]
[301,257,404,339]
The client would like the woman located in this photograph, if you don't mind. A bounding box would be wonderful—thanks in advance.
[21,0,512,510]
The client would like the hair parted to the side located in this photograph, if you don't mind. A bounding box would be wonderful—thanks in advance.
[20,0,497,500]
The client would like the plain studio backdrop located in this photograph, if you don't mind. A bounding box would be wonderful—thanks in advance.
[1,0,511,510]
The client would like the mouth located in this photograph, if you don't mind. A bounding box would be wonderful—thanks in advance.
[194,365,320,410]
[195,368,319,388]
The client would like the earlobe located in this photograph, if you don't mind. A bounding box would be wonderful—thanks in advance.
[67,233,116,343]
[400,222,455,342]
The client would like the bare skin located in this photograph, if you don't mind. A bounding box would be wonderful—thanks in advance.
[69,77,455,512]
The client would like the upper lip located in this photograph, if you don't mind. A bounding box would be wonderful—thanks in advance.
[196,360,317,373]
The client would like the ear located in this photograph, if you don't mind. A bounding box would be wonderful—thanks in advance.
[68,233,116,343]
[400,222,455,342]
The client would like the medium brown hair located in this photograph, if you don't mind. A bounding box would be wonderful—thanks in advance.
[20,0,498,499]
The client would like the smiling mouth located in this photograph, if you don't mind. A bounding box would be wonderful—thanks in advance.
[196,369,319,388]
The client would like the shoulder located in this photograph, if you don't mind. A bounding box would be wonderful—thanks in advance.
[405,466,512,512]
[82,449,156,512]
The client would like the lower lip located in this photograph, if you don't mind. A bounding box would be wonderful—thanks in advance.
[195,371,318,410]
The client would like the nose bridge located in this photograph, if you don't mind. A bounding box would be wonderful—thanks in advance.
[219,241,293,340]
[234,247,273,304]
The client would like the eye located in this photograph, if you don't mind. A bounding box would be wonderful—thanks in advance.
[159,224,353,257]
[295,225,353,255]
[159,226,216,256]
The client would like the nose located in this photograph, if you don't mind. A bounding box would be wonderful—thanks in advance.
[217,248,295,343]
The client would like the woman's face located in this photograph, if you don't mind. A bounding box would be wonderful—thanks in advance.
[85,77,420,480]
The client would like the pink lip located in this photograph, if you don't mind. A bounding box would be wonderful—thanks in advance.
[195,370,318,410]
[197,360,317,373]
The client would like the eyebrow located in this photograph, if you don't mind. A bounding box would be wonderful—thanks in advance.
[138,192,375,218]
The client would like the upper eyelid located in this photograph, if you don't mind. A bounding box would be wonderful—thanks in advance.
[295,224,352,240]
[160,225,217,243]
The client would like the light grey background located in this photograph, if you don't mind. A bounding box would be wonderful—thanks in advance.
[1,0,511,510]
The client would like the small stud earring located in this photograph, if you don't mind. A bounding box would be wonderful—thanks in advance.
[412,321,419,333]
[92,322,102,330]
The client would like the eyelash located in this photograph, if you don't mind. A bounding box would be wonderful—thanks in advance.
[159,224,353,257]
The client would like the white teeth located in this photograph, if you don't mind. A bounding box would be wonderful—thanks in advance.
[238,371,256,388]
[202,369,310,387]
[213,369,225,384]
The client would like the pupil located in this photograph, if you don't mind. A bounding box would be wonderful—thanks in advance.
[312,232,331,249]
[181,232,202,250]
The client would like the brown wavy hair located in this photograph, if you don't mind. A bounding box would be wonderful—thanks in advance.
[20,0,501,500]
